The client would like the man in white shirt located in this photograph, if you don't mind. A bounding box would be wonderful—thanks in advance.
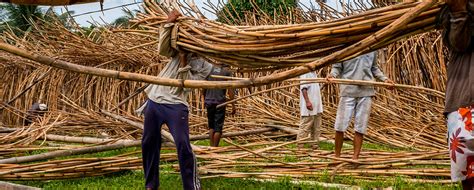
[299,71,324,149]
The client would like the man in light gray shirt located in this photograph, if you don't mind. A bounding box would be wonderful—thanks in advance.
[141,10,212,190]
[327,51,394,160]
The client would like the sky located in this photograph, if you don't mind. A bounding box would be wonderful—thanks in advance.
[53,0,357,26]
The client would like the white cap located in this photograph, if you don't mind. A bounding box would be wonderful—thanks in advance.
[38,103,48,111]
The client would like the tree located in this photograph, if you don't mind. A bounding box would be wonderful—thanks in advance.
[112,9,138,27]
[0,4,43,32]
[217,0,298,24]
[44,8,75,29]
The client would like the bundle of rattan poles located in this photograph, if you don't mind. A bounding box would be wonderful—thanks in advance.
[131,0,442,71]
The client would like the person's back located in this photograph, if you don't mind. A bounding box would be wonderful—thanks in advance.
[205,66,232,105]
[204,65,235,147]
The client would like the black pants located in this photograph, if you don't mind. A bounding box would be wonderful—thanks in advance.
[206,104,226,132]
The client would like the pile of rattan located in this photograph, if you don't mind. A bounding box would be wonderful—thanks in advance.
[132,0,441,71]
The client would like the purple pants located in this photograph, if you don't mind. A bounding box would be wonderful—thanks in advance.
[142,100,200,190]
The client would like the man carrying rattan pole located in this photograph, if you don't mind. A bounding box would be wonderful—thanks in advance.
[140,10,212,190]
[442,0,474,188]
[327,52,394,160]
[298,71,323,149]
[204,64,236,147]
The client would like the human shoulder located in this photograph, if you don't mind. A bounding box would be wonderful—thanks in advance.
[222,66,232,76]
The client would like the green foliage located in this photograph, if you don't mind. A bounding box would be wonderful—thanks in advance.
[0,5,75,35]
[112,9,139,27]
[216,0,298,24]
[0,4,43,32]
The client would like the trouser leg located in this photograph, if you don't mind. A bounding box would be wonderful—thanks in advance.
[298,116,313,148]
[298,116,313,140]
[312,114,322,146]
[334,97,356,157]
[142,101,164,189]
[353,97,372,160]
[165,104,201,190]
[354,97,372,135]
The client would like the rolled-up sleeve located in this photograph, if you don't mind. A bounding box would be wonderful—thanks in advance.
[371,63,388,82]
[371,52,388,81]
[299,73,311,90]
[189,58,213,80]
[446,11,471,52]
[330,63,343,78]
[158,23,178,57]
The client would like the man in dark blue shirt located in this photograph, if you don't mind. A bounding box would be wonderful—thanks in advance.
[204,65,236,147]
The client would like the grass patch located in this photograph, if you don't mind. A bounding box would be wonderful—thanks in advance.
[9,140,456,189]
[13,171,462,190]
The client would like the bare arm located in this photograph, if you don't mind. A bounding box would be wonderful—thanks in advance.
[371,63,388,82]
[158,10,181,57]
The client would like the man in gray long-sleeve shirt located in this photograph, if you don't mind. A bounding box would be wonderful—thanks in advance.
[327,51,393,160]
[140,10,212,190]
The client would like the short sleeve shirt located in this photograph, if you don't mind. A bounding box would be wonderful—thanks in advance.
[300,72,324,116]
[205,66,232,105]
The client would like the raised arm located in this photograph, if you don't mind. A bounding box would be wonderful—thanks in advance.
[158,10,181,57]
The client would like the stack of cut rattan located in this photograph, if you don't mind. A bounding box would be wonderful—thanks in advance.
[131,0,441,71]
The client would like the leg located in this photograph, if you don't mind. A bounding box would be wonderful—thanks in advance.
[142,101,164,190]
[212,105,226,147]
[207,105,216,146]
[209,129,215,146]
[298,116,313,148]
[213,132,222,147]
[165,104,201,190]
[352,132,364,160]
[335,131,344,158]
[312,114,322,149]
[353,97,372,160]
[334,97,355,157]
